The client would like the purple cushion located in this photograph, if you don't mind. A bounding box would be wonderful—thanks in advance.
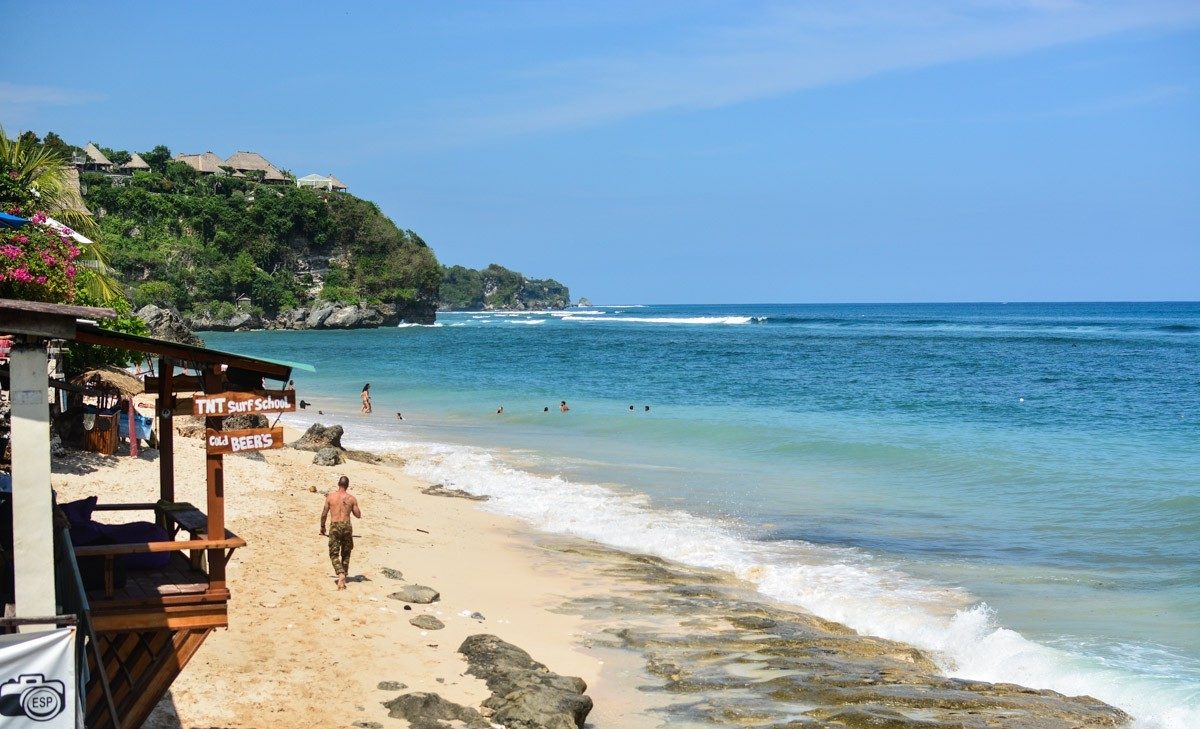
[96,521,172,570]
[69,520,104,547]
[60,496,98,527]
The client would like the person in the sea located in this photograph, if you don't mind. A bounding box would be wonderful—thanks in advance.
[496,405,504,414]
[396,412,403,420]
[560,400,570,412]
[320,475,362,591]
[360,383,372,414]
[286,379,296,391]
[299,399,310,410]
[629,405,634,411]
[644,405,651,412]
[543,406,549,412]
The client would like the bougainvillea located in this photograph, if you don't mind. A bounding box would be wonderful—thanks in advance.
[0,210,81,302]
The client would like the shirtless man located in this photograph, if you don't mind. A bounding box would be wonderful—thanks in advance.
[319,476,362,590]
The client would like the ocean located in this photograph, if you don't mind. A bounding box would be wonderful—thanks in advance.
[204,302,1200,728]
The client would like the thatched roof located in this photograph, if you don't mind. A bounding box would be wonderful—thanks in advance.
[83,143,113,166]
[328,175,347,190]
[70,366,144,397]
[122,152,150,170]
[224,150,276,173]
[175,151,226,174]
[262,164,289,182]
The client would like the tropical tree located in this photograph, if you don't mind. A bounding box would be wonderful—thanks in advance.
[0,126,122,301]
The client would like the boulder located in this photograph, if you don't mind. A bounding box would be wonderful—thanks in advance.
[388,585,440,604]
[223,413,269,430]
[409,615,445,631]
[137,304,204,346]
[322,305,363,329]
[458,634,592,729]
[382,692,489,729]
[175,416,206,439]
[421,483,488,501]
[313,447,343,466]
[306,304,336,329]
[380,568,404,581]
[291,423,344,451]
[228,312,261,330]
[377,681,407,691]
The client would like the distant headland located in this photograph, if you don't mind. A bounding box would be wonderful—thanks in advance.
[18,131,571,335]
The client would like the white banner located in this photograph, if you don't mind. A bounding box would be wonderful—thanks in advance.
[0,628,76,727]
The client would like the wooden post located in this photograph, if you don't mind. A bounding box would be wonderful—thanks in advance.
[127,398,138,458]
[157,357,175,505]
[201,366,225,592]
[9,338,57,631]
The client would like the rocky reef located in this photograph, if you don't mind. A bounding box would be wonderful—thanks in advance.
[550,542,1130,729]
[188,300,435,332]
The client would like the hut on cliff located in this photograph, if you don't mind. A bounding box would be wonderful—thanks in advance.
[120,152,151,173]
[224,151,289,184]
[81,143,113,172]
[174,151,227,175]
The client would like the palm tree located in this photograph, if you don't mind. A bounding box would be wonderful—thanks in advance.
[0,126,122,301]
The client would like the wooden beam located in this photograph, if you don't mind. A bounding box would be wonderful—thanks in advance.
[202,366,226,593]
[157,358,175,506]
[0,310,76,339]
[74,325,291,379]
[91,607,228,633]
[0,297,115,320]
[73,537,245,557]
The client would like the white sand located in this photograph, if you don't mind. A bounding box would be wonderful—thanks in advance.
[53,427,645,728]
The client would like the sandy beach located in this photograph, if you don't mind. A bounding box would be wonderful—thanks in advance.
[51,417,1132,729]
[53,423,651,728]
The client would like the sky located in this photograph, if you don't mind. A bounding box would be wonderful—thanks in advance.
[2,1,1198,304]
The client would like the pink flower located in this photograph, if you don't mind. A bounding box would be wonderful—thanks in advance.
[14,235,28,244]
[65,265,76,280]
[0,245,20,259]
[34,275,47,285]
[30,212,47,225]
[11,268,33,283]
[41,253,57,266]
[67,245,80,259]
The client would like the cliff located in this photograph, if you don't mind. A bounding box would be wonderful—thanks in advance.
[439,264,571,311]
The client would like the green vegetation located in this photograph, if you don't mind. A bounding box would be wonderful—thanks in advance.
[439,263,570,310]
[78,145,442,319]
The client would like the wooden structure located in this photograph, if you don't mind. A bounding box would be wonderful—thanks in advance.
[0,299,311,728]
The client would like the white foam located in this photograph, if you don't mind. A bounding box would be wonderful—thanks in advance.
[506,319,546,325]
[391,439,1198,729]
[550,310,605,316]
[396,322,444,328]
[563,315,753,325]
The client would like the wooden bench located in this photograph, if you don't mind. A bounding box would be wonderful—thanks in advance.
[79,502,245,598]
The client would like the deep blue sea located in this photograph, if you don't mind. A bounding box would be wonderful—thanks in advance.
[205,302,1200,727]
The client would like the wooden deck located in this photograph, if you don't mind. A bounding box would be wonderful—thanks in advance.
[86,553,209,606]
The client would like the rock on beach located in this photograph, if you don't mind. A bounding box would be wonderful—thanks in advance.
[388,585,440,604]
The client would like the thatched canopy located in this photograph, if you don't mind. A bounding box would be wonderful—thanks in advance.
[262,164,288,182]
[122,153,150,170]
[224,151,275,173]
[328,175,347,191]
[83,143,113,166]
[70,366,144,397]
[175,151,226,174]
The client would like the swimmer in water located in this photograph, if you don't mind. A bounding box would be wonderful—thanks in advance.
[496,406,504,414]
[559,400,570,412]
[396,412,403,420]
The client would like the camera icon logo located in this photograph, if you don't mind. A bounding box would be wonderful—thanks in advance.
[0,673,66,721]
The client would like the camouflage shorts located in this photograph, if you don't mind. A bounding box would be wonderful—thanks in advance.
[328,521,353,576]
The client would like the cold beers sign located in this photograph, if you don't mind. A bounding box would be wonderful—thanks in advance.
[206,427,285,455]
[192,390,295,417]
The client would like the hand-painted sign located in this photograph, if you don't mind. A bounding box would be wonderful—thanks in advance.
[192,391,295,417]
[205,427,285,455]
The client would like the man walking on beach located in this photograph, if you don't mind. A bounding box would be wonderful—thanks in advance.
[320,476,362,590]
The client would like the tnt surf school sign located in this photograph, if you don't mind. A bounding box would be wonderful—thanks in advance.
[192,391,295,418]
[206,427,285,455]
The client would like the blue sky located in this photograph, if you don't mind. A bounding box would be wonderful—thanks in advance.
[2,1,1198,303]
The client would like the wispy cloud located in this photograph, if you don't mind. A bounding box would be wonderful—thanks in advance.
[421,0,1200,145]
[0,82,103,107]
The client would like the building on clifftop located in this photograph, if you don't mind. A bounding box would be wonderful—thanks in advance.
[224,150,290,184]
[296,173,348,192]
[175,151,228,175]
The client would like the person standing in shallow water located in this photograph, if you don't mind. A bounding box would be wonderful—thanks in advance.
[320,476,362,590]
[560,400,570,412]
[360,383,372,414]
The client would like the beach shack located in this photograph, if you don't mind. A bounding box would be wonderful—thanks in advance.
[0,298,309,728]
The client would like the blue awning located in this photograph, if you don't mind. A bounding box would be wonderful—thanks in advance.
[0,212,29,229]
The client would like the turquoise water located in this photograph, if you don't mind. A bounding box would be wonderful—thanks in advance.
[205,302,1200,727]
